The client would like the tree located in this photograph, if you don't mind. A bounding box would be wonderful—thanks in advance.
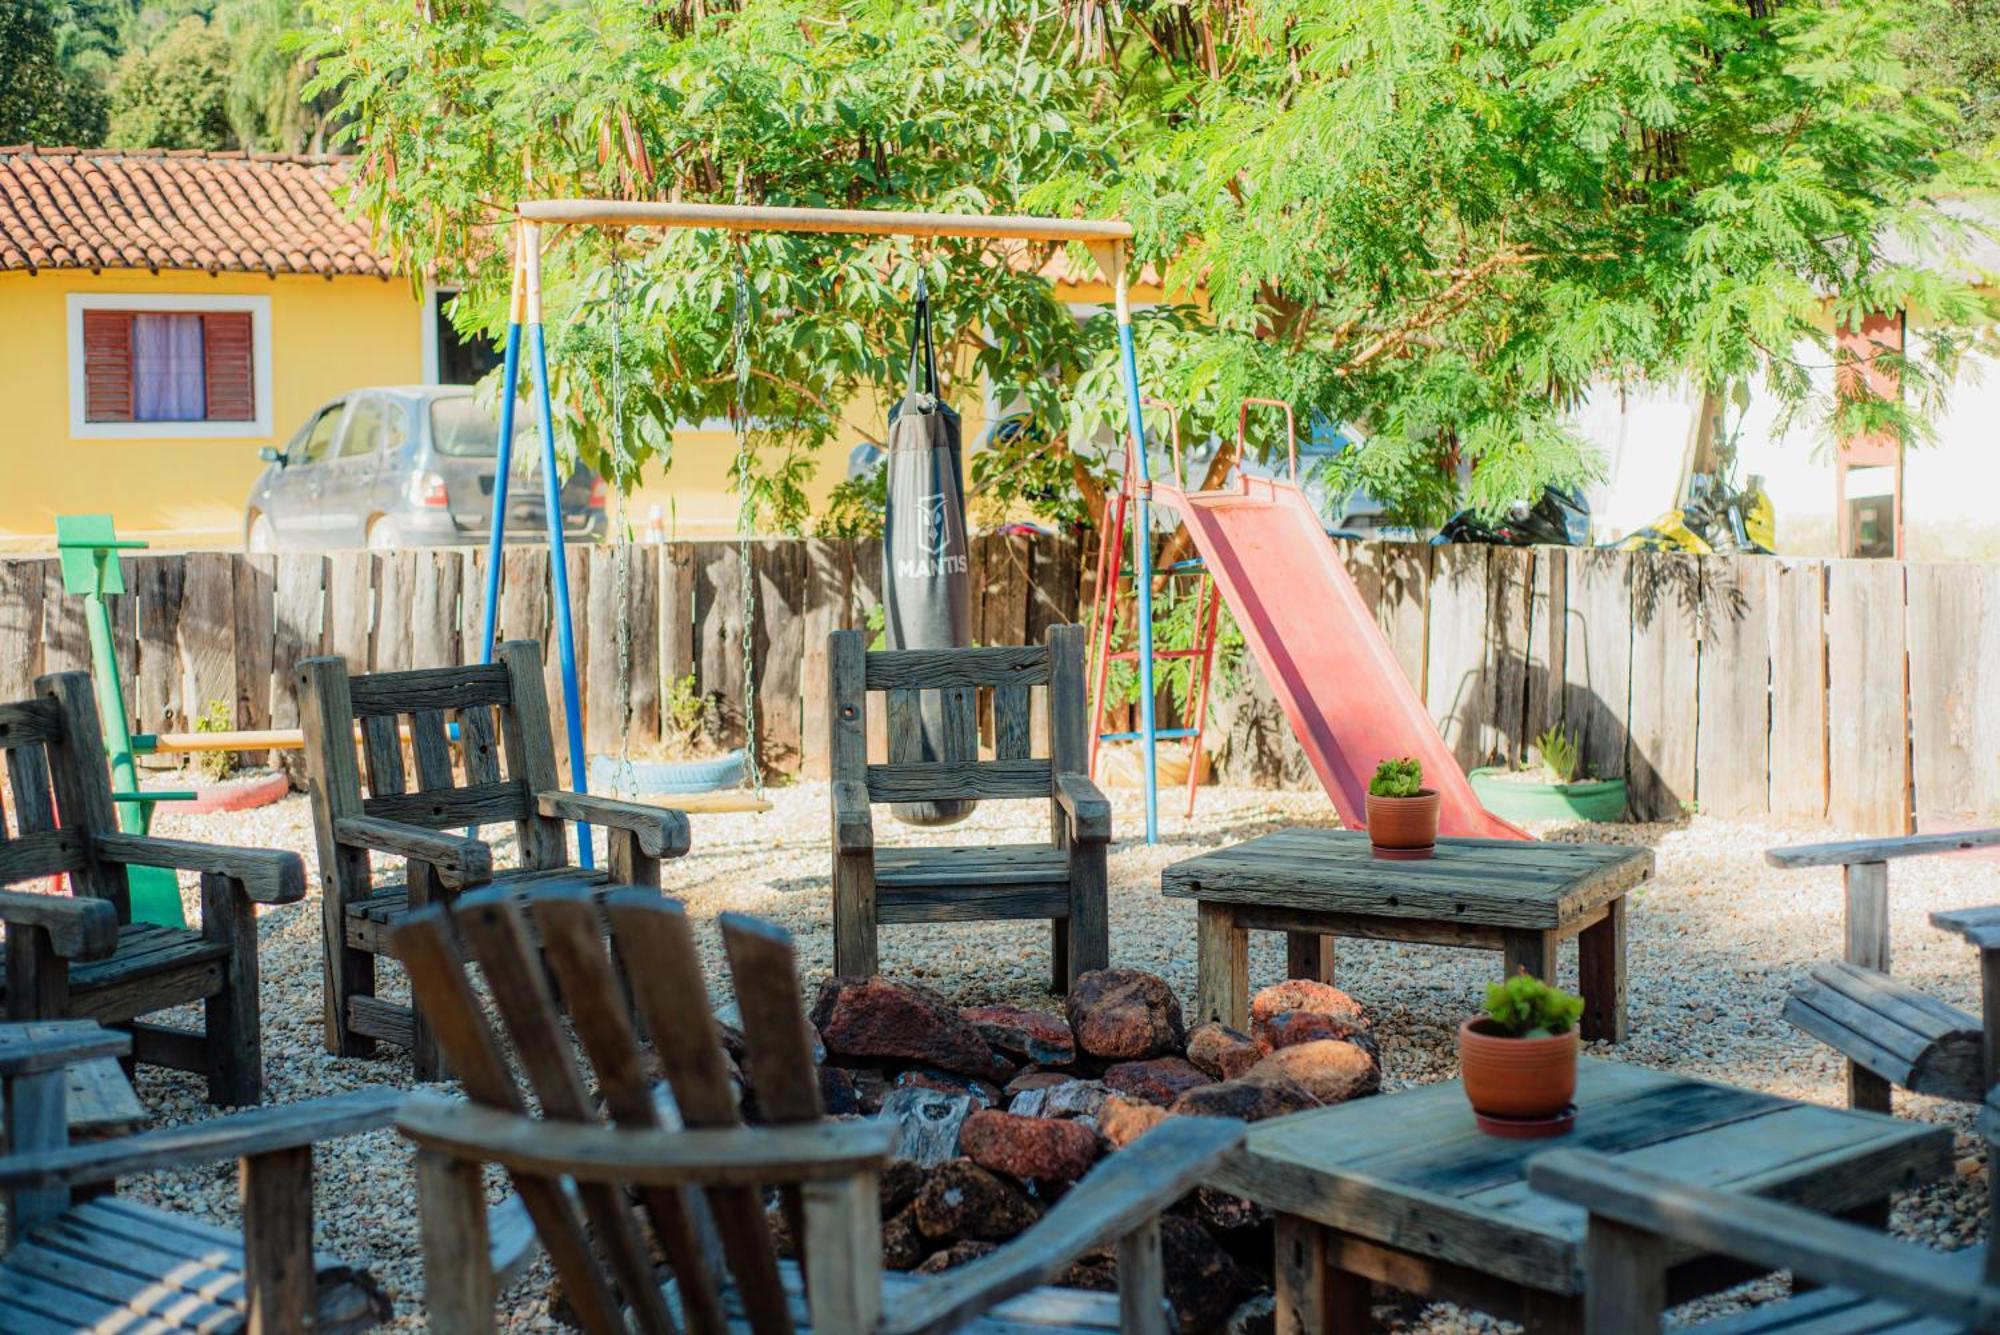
[1,0,109,146]
[1912,0,2000,147]
[108,15,236,150]
[221,0,345,153]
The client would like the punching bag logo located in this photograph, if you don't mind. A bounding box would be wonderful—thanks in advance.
[919,493,949,555]
[897,492,968,578]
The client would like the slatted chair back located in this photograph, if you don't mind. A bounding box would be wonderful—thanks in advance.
[0,674,131,922]
[298,640,569,873]
[830,623,1089,824]
[392,887,831,1335]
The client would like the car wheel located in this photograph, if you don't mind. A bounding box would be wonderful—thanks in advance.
[246,514,276,554]
[365,516,404,552]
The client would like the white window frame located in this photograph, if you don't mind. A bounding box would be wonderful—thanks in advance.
[66,292,275,440]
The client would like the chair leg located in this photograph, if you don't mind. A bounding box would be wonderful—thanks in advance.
[202,873,263,1107]
[416,1149,496,1334]
[1066,843,1110,990]
[607,828,662,888]
[241,1145,314,1333]
[1116,1215,1169,1335]
[322,853,376,1060]
[407,862,445,1082]
[833,853,878,979]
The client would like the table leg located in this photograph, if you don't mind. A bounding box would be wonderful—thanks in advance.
[1197,902,1249,1030]
[1287,931,1337,986]
[1502,928,1560,985]
[1577,897,1628,1043]
[1275,1216,1370,1334]
[1521,1289,1584,1335]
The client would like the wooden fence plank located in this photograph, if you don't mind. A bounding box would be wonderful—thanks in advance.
[547,548,589,785]
[753,541,806,770]
[798,539,850,781]
[660,541,697,701]
[1770,559,1828,822]
[233,554,276,765]
[373,552,414,673]
[41,562,87,676]
[850,538,887,764]
[131,554,182,744]
[325,551,374,669]
[1625,552,1701,819]
[270,553,326,783]
[1345,540,1430,697]
[1563,547,1633,786]
[1488,547,1533,768]
[413,550,461,669]
[1525,547,1567,759]
[180,553,237,733]
[1826,560,1909,834]
[0,559,46,704]
[1907,562,2000,826]
[458,549,489,661]
[1424,545,1493,768]
[1694,555,1773,819]
[695,541,746,748]
[499,546,549,649]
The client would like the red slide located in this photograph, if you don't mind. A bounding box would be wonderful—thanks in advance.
[1155,473,1528,840]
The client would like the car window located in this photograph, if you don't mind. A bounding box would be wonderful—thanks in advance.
[293,403,345,466]
[430,395,529,459]
[338,397,406,459]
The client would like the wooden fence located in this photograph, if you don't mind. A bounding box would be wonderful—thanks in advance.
[0,536,1989,833]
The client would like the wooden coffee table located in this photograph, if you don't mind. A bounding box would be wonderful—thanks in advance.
[1162,829,1652,1040]
[1207,1059,1953,1333]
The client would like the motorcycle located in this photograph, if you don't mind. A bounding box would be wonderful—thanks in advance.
[1432,487,1592,547]
[1612,470,1774,555]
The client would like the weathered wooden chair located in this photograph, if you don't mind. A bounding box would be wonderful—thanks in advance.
[0,1019,398,1332]
[827,624,1111,989]
[1530,1089,2000,1335]
[391,886,1243,1333]
[1770,828,2000,1112]
[298,641,688,1079]
[0,672,305,1106]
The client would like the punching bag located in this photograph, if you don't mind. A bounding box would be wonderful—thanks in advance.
[882,277,975,827]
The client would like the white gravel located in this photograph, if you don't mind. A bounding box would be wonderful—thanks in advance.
[120,781,1992,1330]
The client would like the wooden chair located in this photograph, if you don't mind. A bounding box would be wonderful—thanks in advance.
[297,641,688,1079]
[0,1020,398,1333]
[1770,828,2000,1112]
[1530,1090,2000,1334]
[390,886,1243,1334]
[827,624,1111,989]
[0,672,305,1106]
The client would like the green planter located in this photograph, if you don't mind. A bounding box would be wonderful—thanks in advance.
[1470,768,1628,823]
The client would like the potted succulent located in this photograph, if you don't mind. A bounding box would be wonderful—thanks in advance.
[1365,757,1439,858]
[1469,726,1629,824]
[1459,971,1585,1137]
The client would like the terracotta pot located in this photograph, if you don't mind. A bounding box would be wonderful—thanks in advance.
[1458,1017,1578,1119]
[1366,789,1440,854]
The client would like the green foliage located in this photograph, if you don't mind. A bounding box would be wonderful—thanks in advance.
[1103,579,1248,720]
[1535,727,1580,785]
[816,463,888,540]
[1368,756,1424,798]
[1910,0,2000,147]
[1484,971,1586,1038]
[190,698,237,782]
[108,15,233,149]
[661,671,710,755]
[1,0,109,146]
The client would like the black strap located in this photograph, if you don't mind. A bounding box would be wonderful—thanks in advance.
[907,273,939,398]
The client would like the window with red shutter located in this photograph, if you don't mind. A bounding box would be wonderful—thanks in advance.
[74,302,264,430]
[81,310,134,423]
[202,311,255,421]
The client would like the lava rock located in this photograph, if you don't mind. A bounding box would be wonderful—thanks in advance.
[893,1067,1003,1108]
[1195,1183,1270,1233]
[1170,1075,1322,1122]
[962,1004,1078,1067]
[881,1158,927,1217]
[1249,980,1368,1044]
[879,1087,976,1168]
[1187,1023,1265,1081]
[1246,1039,1380,1104]
[1066,969,1186,1061]
[818,1065,863,1116]
[1104,1056,1214,1107]
[851,1067,891,1115]
[882,1206,927,1270]
[912,1159,1042,1242]
[1161,1214,1248,1332]
[960,1109,1100,1183]
[1261,1008,1374,1053]
[812,976,1013,1081]
[1009,1077,1112,1122]
[915,1240,1000,1274]
[1098,1094,1172,1148]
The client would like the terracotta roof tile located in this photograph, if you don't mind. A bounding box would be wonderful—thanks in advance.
[0,145,393,278]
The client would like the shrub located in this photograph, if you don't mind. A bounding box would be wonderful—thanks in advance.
[1483,972,1584,1038]
[1535,726,1580,785]
[1368,756,1423,798]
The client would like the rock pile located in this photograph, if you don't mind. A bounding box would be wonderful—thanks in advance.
[776,968,1382,1333]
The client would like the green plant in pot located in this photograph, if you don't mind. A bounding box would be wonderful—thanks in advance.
[1469,726,1629,824]
[1459,972,1585,1135]
[1365,757,1439,858]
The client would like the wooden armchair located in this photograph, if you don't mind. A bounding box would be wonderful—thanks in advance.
[0,672,305,1106]
[827,624,1111,990]
[1770,828,2000,1112]
[297,640,688,1079]
[1530,1111,2000,1333]
[390,886,1244,1334]
[0,1020,398,1332]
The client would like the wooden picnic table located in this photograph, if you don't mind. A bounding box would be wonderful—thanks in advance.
[1162,828,1653,1040]
[1207,1059,1954,1334]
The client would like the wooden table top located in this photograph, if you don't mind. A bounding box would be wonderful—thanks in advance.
[1207,1059,1952,1294]
[1161,828,1653,929]
[0,1020,146,1137]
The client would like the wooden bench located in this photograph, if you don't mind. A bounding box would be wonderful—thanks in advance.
[828,625,1112,989]
[1769,828,2000,1112]
[297,641,688,1079]
[0,673,306,1106]
[390,885,1244,1333]
[1529,1086,2000,1334]
[0,1021,397,1332]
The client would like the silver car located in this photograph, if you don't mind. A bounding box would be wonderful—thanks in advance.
[244,385,606,552]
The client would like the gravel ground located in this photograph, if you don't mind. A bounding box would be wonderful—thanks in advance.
[121,781,1993,1331]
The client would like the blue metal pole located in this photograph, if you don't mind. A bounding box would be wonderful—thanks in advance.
[523,224,595,868]
[476,317,524,664]
[1111,248,1160,844]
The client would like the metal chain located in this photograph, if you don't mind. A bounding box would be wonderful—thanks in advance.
[610,246,635,798]
[730,242,765,798]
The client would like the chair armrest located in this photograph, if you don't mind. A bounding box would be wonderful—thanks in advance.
[95,832,306,905]
[334,816,493,890]
[0,890,118,959]
[832,780,874,854]
[536,792,691,859]
[1054,771,1111,844]
[0,1087,402,1191]
[397,1091,897,1186]
[883,1116,1245,1335]
[0,1021,130,1076]
[1766,828,2000,869]
[1527,1151,1987,1325]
